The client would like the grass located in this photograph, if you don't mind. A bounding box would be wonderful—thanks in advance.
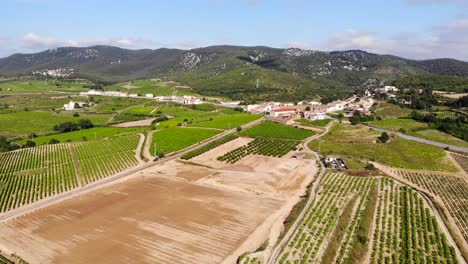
[18,127,142,145]
[309,124,458,172]
[150,127,221,155]
[240,120,315,140]
[371,118,468,148]
[373,102,412,119]
[188,113,262,130]
[0,79,89,94]
[0,111,111,138]
[123,107,154,115]
[296,118,332,128]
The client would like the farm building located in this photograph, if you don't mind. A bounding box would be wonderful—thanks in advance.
[270,107,297,118]
[63,101,90,111]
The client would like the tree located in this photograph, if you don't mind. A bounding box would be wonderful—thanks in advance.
[73,113,80,117]
[78,119,94,129]
[365,163,376,171]
[305,106,311,111]
[236,126,242,132]
[337,113,344,122]
[48,139,60,144]
[53,122,79,133]
[378,132,390,143]
[23,140,36,148]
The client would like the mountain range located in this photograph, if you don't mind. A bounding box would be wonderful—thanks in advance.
[1,45,467,101]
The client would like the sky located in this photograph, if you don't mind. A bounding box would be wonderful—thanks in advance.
[0,0,467,60]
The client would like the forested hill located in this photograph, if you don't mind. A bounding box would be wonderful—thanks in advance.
[0,45,467,101]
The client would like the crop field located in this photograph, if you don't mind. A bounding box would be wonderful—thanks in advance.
[123,107,155,116]
[373,102,412,119]
[0,134,140,213]
[371,178,459,264]
[150,127,221,155]
[241,121,315,140]
[295,118,331,128]
[217,138,299,163]
[308,124,458,172]
[393,170,468,243]
[277,173,375,263]
[242,256,263,264]
[0,111,111,137]
[0,79,89,94]
[451,153,468,174]
[73,135,141,184]
[370,118,468,148]
[19,127,141,145]
[188,113,262,130]
[436,111,460,119]
[181,134,238,160]
[0,144,77,212]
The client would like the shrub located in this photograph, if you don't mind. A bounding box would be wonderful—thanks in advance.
[48,139,60,144]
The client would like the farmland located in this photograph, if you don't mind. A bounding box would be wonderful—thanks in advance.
[0,134,141,213]
[181,134,238,160]
[372,178,459,264]
[217,138,299,163]
[241,121,315,140]
[295,118,331,128]
[277,173,375,263]
[0,79,89,94]
[392,169,468,244]
[0,111,111,137]
[370,118,468,148]
[308,124,458,172]
[188,113,262,129]
[150,127,221,155]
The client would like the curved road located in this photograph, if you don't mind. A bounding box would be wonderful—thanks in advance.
[267,121,334,264]
[0,117,265,222]
[366,125,468,154]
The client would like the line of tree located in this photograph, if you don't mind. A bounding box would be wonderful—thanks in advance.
[410,111,468,141]
[53,119,94,133]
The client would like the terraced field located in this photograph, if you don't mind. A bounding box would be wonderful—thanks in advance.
[0,135,140,213]
[277,173,375,263]
[372,178,459,264]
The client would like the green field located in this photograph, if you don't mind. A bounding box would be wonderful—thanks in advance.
[0,111,112,138]
[123,107,155,116]
[296,118,332,128]
[105,79,198,96]
[241,120,315,140]
[150,127,221,155]
[373,102,412,119]
[309,124,458,172]
[19,127,142,145]
[0,79,89,94]
[0,134,140,212]
[188,114,262,129]
[371,118,468,148]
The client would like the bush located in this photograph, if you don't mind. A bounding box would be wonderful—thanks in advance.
[73,113,80,117]
[377,132,390,143]
[78,119,94,129]
[23,140,36,148]
[53,122,80,133]
[48,139,60,144]
[236,126,242,132]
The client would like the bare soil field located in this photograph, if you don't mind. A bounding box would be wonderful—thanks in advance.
[0,139,317,264]
[113,118,156,127]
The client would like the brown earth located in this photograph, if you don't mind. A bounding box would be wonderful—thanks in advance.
[0,140,317,264]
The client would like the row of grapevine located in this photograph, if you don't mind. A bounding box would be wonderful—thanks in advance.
[0,144,77,213]
[451,153,468,174]
[277,173,374,264]
[395,170,468,243]
[436,111,460,120]
[181,134,238,160]
[217,139,299,164]
[0,134,140,213]
[241,256,263,264]
[73,135,140,184]
[371,178,459,264]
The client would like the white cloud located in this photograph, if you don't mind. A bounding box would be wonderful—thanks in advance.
[322,18,468,61]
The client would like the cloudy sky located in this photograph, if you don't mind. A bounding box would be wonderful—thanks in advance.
[1,0,467,60]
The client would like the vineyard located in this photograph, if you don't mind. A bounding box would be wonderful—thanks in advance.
[0,134,140,213]
[73,135,141,184]
[0,144,77,213]
[241,121,315,140]
[241,256,263,264]
[436,111,460,120]
[277,173,375,263]
[394,170,468,243]
[217,138,299,163]
[451,153,468,174]
[181,134,238,160]
[371,178,459,264]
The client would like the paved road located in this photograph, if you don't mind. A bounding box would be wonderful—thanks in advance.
[267,121,334,264]
[0,117,265,222]
[366,125,468,154]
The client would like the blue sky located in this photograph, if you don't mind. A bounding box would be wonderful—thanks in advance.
[1,0,467,60]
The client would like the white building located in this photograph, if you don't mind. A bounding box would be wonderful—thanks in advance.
[270,107,296,118]
[145,93,154,98]
[309,101,322,106]
[63,101,89,111]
